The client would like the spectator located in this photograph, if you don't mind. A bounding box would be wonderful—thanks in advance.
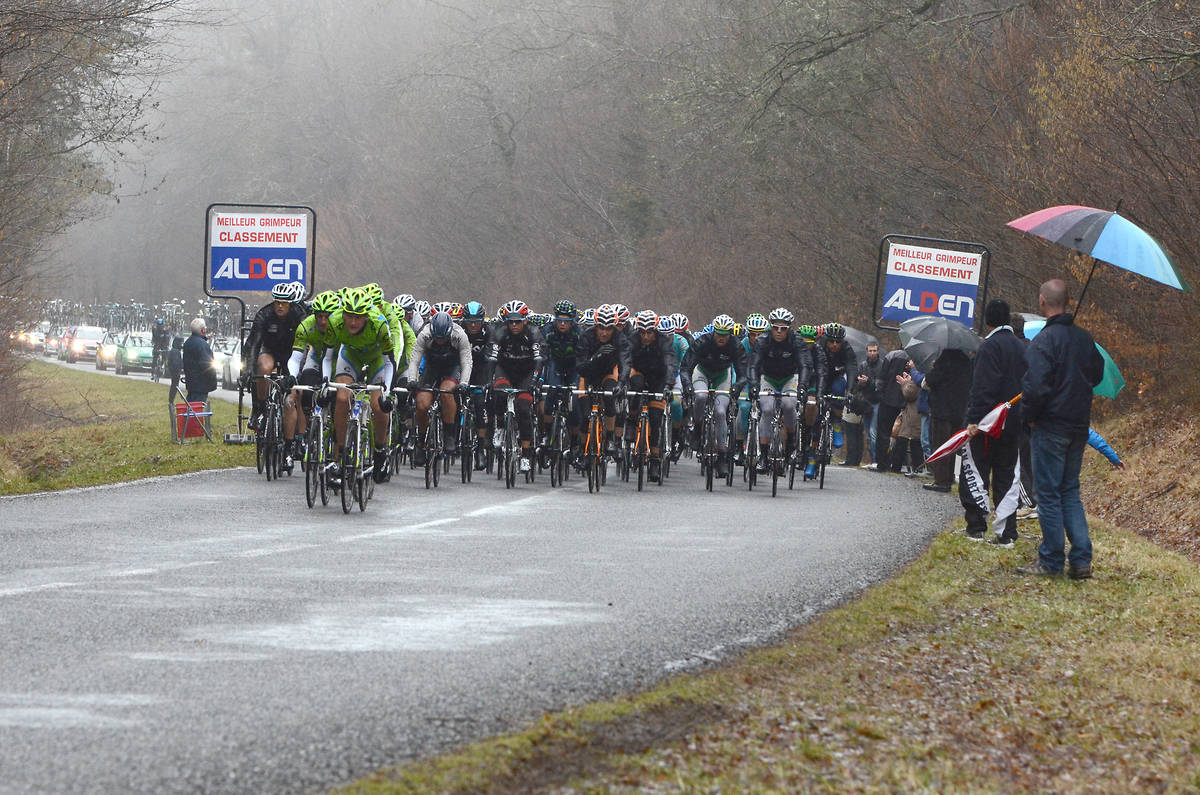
[841,371,872,466]
[1012,314,1037,520]
[962,299,1026,546]
[1017,279,1106,579]
[871,348,910,471]
[890,365,922,473]
[182,318,218,405]
[857,342,882,464]
[167,336,185,402]
[921,348,973,493]
[910,366,931,469]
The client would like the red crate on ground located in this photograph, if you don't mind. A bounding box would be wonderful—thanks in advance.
[175,402,211,439]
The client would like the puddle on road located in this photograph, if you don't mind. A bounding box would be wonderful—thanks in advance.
[192,596,609,653]
[0,693,159,729]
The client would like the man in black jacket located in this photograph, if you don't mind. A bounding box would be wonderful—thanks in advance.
[1017,279,1105,579]
[961,300,1026,544]
[922,348,973,492]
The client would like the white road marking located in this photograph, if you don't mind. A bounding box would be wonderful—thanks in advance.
[337,517,458,543]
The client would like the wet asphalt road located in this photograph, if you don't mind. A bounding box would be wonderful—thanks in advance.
[3,361,960,793]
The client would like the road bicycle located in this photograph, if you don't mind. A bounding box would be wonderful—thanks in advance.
[295,385,334,508]
[812,394,847,490]
[694,386,733,493]
[492,386,533,488]
[328,382,385,513]
[576,386,617,494]
[540,384,574,488]
[743,397,760,491]
[253,373,289,481]
[625,388,671,491]
[756,389,796,498]
[388,386,414,474]
[413,385,457,489]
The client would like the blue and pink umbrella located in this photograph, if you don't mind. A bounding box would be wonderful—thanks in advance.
[1007,205,1189,309]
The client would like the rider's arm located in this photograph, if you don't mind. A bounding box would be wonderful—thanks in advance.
[454,325,473,384]
[794,338,811,388]
[405,329,428,384]
[287,349,307,379]
[616,331,632,384]
[321,347,336,382]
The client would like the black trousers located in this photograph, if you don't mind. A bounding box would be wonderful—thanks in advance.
[874,403,903,470]
[928,417,959,487]
[959,429,1020,538]
[843,420,864,465]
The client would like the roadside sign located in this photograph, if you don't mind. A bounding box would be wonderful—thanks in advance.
[204,203,315,297]
[873,234,990,332]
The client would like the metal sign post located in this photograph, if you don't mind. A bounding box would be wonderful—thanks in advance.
[202,202,316,443]
[872,234,991,334]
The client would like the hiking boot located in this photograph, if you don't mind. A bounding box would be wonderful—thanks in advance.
[1017,561,1062,576]
[987,534,1015,549]
[1068,564,1093,580]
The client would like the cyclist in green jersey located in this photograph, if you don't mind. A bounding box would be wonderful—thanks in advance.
[282,290,340,468]
[322,288,400,483]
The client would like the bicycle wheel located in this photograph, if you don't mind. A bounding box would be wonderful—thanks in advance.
[256,434,266,475]
[304,424,320,508]
[771,424,783,498]
[818,414,832,490]
[461,427,471,484]
[660,415,671,483]
[503,415,517,489]
[703,417,715,493]
[341,423,358,514]
[358,420,373,511]
[263,405,277,481]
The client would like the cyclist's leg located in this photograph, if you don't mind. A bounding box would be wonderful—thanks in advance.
[712,371,731,452]
[691,366,711,446]
[331,348,357,453]
[438,375,460,452]
[513,371,537,452]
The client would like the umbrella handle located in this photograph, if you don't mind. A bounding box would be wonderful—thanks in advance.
[1074,257,1099,318]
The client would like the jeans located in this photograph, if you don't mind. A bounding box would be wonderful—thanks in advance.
[920,414,931,460]
[1031,428,1091,571]
[865,405,878,460]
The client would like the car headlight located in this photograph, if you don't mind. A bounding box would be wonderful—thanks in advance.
[73,341,85,352]
[127,351,139,360]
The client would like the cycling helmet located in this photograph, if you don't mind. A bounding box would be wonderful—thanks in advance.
[634,309,658,332]
[530,313,553,328]
[415,300,432,318]
[767,307,794,325]
[429,311,453,339]
[711,314,735,334]
[432,300,455,315]
[733,323,744,337]
[553,299,576,318]
[580,308,597,328]
[613,304,630,326]
[463,301,486,321]
[311,291,341,314]
[448,302,465,320]
[701,323,715,335]
[394,293,416,310]
[798,323,818,341]
[155,317,164,325]
[594,304,617,328]
[271,283,292,301]
[499,299,530,320]
[656,315,676,334]
[746,313,769,332]
[342,288,373,315]
[824,322,846,341]
[670,313,689,332]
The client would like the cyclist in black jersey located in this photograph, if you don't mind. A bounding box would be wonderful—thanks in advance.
[486,300,546,474]
[461,301,493,471]
[576,304,632,457]
[627,311,677,482]
[246,283,308,430]
[539,299,581,453]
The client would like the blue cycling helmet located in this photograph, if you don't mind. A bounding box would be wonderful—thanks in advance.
[701,323,715,335]
[463,301,485,321]
[430,311,453,339]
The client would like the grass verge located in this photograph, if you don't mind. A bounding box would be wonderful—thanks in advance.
[343,519,1200,793]
[0,360,251,494]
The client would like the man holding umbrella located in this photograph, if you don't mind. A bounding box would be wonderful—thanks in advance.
[1017,279,1106,579]
[961,299,1026,545]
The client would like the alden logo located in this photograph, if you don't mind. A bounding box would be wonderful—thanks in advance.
[213,257,305,281]
[883,288,974,319]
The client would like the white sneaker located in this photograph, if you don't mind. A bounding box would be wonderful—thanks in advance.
[1017,507,1039,520]
[519,457,532,474]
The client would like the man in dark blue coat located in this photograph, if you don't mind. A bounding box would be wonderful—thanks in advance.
[961,299,1027,544]
[183,318,218,404]
[1017,279,1105,579]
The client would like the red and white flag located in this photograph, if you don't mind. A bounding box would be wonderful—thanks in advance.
[923,395,1018,465]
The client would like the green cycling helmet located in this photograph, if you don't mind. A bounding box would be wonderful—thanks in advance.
[798,324,818,341]
[311,290,341,314]
[342,288,373,315]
